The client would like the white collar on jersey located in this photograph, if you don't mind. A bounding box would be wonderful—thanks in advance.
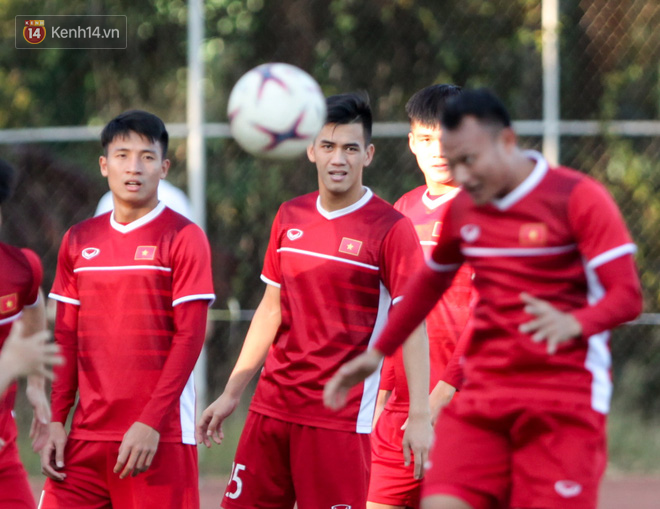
[491,150,548,211]
[316,186,374,220]
[110,201,167,234]
[422,187,460,210]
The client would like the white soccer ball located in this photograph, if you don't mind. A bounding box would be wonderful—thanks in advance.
[227,63,327,159]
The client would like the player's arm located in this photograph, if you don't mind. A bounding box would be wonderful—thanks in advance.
[324,263,457,409]
[40,298,79,482]
[196,283,281,447]
[519,254,641,352]
[520,179,642,352]
[113,298,208,479]
[430,318,474,422]
[400,323,433,480]
[19,288,54,453]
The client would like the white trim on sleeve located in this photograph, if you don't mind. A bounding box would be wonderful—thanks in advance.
[48,293,81,306]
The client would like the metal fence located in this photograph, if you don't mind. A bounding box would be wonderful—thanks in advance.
[1,0,660,449]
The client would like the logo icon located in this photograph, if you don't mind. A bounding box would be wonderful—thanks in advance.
[331,505,352,509]
[82,248,100,260]
[0,293,18,314]
[460,224,480,243]
[519,223,548,246]
[23,20,46,44]
[135,246,157,260]
[287,229,303,241]
[338,237,362,256]
[554,480,582,498]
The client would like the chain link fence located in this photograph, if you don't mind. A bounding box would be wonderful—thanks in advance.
[1,0,659,474]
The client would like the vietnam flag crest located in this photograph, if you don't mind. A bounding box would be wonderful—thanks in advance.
[0,293,18,314]
[134,246,157,260]
[338,237,363,256]
[519,223,548,246]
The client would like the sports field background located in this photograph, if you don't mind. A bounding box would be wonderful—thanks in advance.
[1,0,659,505]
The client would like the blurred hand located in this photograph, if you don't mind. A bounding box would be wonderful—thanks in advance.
[0,322,61,380]
[519,292,582,354]
[324,349,383,410]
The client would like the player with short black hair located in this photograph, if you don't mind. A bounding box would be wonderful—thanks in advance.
[198,92,433,509]
[0,158,54,509]
[326,88,642,509]
[368,84,475,509]
[40,110,215,509]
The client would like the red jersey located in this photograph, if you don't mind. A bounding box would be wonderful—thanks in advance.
[249,188,423,433]
[49,203,215,444]
[383,186,474,411]
[376,152,639,413]
[0,244,42,446]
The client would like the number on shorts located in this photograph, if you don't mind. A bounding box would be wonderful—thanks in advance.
[225,462,246,499]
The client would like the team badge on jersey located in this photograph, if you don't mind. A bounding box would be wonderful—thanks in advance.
[134,246,157,260]
[460,224,480,243]
[0,293,18,314]
[338,237,362,256]
[82,247,100,260]
[432,221,442,237]
[519,223,548,246]
[287,228,303,241]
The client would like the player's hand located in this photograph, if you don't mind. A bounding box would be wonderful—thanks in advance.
[428,380,456,425]
[196,393,240,448]
[519,292,582,354]
[324,349,383,410]
[114,422,160,479]
[401,411,434,480]
[26,382,52,452]
[40,422,68,481]
[0,322,61,380]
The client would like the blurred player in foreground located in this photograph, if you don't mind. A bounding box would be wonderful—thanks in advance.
[197,92,433,509]
[40,111,215,509]
[368,84,475,509]
[0,158,58,509]
[326,89,642,509]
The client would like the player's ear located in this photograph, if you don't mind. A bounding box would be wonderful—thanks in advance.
[363,143,375,167]
[500,126,517,152]
[408,132,416,155]
[160,158,170,179]
[99,155,108,177]
[306,143,316,163]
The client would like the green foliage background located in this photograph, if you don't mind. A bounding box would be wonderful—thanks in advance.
[1,0,659,477]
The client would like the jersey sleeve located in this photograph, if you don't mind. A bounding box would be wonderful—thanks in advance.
[49,229,80,305]
[170,224,215,306]
[261,208,283,287]
[569,177,636,266]
[379,217,425,300]
[19,248,43,306]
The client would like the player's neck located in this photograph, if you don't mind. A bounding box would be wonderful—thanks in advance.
[319,185,366,212]
[426,181,457,197]
[507,151,537,192]
[112,199,160,224]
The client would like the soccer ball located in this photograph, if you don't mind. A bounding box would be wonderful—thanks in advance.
[227,63,326,159]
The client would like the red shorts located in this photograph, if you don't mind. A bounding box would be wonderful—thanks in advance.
[422,397,607,509]
[39,438,199,509]
[222,411,370,509]
[368,408,421,508]
[0,439,36,508]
